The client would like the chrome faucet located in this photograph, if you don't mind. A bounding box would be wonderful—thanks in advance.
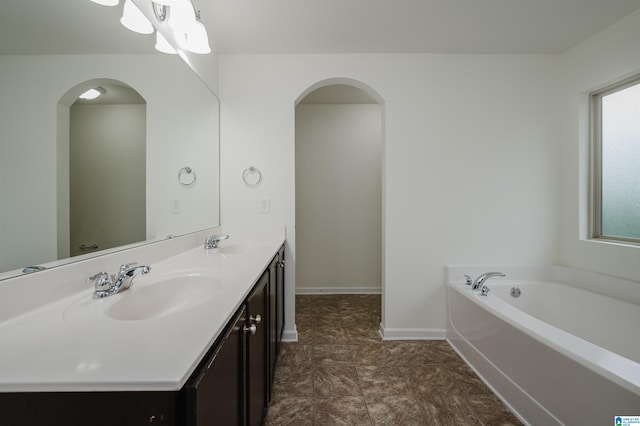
[87,263,151,298]
[23,265,46,274]
[204,234,229,249]
[471,271,506,291]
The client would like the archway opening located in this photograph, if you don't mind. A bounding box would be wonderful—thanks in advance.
[295,78,385,335]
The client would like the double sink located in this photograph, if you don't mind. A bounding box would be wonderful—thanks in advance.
[0,228,286,393]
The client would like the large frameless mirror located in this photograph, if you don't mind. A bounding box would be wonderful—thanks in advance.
[0,0,220,280]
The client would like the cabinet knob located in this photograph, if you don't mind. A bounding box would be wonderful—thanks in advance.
[250,314,262,324]
[244,324,257,335]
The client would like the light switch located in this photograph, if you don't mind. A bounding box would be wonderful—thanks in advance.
[259,198,270,214]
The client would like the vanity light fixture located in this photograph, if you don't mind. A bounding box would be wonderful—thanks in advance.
[155,31,178,54]
[152,2,168,22]
[167,2,197,33]
[185,9,211,54]
[88,0,211,55]
[121,0,154,34]
[151,0,210,54]
[78,87,105,100]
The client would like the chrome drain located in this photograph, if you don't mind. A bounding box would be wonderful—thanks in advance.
[510,287,521,298]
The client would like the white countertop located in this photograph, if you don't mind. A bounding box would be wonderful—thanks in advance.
[0,228,285,392]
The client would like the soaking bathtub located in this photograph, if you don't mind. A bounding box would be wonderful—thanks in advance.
[446,265,640,426]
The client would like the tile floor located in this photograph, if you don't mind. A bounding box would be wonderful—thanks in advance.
[265,294,522,426]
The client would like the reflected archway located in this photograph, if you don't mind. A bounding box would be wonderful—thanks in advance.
[58,79,146,258]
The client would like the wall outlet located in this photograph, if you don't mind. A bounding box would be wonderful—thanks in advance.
[259,198,270,214]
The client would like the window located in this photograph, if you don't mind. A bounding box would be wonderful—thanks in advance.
[591,75,640,243]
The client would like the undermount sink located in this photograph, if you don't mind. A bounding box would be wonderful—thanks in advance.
[107,273,221,321]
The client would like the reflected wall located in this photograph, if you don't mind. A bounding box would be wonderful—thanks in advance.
[0,54,219,276]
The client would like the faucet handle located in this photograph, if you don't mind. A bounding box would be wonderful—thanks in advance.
[87,272,112,291]
[204,234,230,249]
[87,271,109,283]
[119,262,138,274]
[464,274,472,285]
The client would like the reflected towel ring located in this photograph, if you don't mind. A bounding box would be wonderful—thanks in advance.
[178,166,196,187]
[242,166,262,187]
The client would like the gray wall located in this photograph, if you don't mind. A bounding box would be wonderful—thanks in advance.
[295,104,382,293]
[69,104,146,256]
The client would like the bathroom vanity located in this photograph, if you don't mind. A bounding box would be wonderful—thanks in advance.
[0,229,285,425]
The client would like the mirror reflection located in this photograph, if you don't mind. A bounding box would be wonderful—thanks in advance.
[0,0,220,280]
[69,81,147,258]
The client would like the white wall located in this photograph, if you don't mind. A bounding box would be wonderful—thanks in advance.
[295,104,382,293]
[219,54,563,338]
[559,9,640,281]
[0,54,219,274]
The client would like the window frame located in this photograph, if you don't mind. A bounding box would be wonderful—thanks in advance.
[590,73,640,245]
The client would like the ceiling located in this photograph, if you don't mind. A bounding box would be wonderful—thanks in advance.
[200,0,640,54]
[0,0,155,55]
[2,0,640,56]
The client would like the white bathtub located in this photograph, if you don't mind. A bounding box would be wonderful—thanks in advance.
[446,265,640,426]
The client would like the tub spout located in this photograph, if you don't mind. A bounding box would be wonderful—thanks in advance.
[472,272,506,291]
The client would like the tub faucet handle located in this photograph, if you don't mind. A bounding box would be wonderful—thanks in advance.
[464,274,472,285]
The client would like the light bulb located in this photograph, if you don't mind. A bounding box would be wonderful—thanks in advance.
[121,0,154,35]
[79,88,105,100]
[169,2,197,33]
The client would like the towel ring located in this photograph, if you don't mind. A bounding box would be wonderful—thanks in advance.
[242,167,262,187]
[178,166,196,187]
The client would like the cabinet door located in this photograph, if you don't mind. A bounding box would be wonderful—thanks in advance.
[185,306,245,426]
[246,271,269,426]
[276,246,285,347]
[268,255,278,397]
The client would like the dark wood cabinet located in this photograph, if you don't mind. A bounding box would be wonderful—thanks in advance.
[246,271,269,426]
[0,390,177,426]
[268,255,278,398]
[276,246,285,356]
[268,246,285,398]
[0,244,286,426]
[185,305,246,426]
[183,245,285,426]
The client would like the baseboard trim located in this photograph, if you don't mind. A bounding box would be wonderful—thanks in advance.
[281,328,298,342]
[296,287,382,295]
[379,323,446,341]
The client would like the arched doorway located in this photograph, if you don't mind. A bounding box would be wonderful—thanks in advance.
[294,78,385,333]
[57,79,146,259]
